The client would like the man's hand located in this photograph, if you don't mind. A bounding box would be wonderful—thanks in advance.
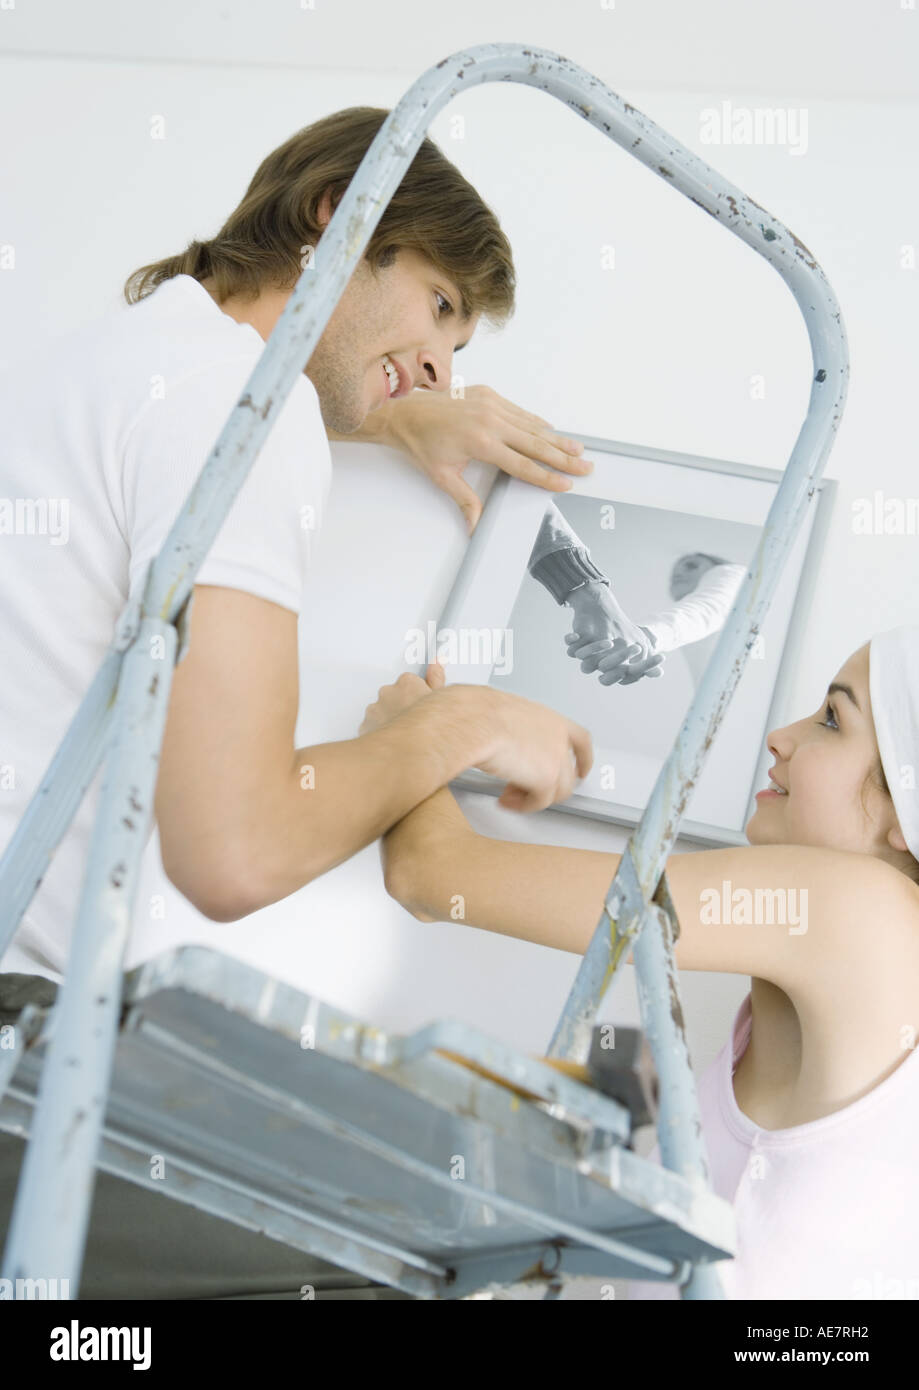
[565,581,665,686]
[475,689,593,812]
[359,662,446,735]
[380,386,594,534]
[360,665,593,814]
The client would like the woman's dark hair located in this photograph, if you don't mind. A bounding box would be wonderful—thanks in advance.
[668,552,732,600]
[123,106,516,328]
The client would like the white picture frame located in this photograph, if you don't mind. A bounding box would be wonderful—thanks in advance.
[420,433,835,848]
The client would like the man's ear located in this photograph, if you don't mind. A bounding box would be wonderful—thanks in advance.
[316,188,334,229]
[316,187,346,231]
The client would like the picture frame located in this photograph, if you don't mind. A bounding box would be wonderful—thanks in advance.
[417,433,836,848]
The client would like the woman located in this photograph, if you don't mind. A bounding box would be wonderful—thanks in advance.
[364,624,919,1299]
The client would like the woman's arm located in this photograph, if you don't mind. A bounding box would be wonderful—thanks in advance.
[382,794,912,998]
[639,563,746,654]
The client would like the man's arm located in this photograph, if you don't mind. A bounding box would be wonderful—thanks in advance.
[526,501,611,603]
[154,586,507,922]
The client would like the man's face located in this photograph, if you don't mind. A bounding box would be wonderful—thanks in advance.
[304,245,479,434]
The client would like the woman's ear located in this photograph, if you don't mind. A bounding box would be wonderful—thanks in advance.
[888,822,910,854]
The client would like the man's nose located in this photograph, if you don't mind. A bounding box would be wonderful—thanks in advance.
[415,350,452,390]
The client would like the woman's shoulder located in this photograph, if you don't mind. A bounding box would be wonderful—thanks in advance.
[764,844,919,962]
[804,847,919,940]
[704,843,919,917]
[666,843,919,992]
[784,852,919,1069]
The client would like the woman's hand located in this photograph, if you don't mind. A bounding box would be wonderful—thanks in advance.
[568,633,666,686]
[383,386,594,534]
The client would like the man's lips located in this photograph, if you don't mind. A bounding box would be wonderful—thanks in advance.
[381,357,411,400]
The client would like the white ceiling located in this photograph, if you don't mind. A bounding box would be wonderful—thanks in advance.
[0,0,916,102]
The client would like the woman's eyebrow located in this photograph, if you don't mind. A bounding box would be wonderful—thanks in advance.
[828,681,861,712]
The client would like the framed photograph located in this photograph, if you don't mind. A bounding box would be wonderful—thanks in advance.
[419,434,835,848]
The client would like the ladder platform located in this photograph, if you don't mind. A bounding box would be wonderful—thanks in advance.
[1,946,734,1298]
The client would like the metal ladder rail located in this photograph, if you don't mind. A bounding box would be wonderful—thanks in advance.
[0,42,847,1295]
[542,66,846,1299]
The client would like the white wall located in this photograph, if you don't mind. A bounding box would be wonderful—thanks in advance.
[1,7,917,1141]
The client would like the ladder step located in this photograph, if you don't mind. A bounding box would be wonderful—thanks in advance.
[0,945,733,1298]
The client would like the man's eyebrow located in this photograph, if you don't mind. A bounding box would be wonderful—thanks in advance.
[827,681,861,712]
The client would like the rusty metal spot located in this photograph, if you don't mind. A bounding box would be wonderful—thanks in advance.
[111,862,127,889]
[239,394,273,420]
[658,165,674,179]
[668,966,686,1034]
[789,230,817,269]
[761,226,778,242]
[815,368,826,382]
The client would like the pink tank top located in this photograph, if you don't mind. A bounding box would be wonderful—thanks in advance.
[628,991,919,1300]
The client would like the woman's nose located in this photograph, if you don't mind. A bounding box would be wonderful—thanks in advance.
[767,726,794,760]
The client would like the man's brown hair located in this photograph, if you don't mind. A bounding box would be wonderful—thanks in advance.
[124,106,516,327]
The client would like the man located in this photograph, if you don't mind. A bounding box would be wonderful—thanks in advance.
[0,106,598,1299]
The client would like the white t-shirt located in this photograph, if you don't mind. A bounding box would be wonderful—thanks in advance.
[0,274,332,981]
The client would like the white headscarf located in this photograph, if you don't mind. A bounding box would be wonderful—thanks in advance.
[868,624,919,861]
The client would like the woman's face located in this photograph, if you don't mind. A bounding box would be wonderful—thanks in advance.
[670,554,714,601]
[746,642,906,862]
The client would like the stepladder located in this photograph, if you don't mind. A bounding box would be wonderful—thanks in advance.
[0,41,848,1300]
